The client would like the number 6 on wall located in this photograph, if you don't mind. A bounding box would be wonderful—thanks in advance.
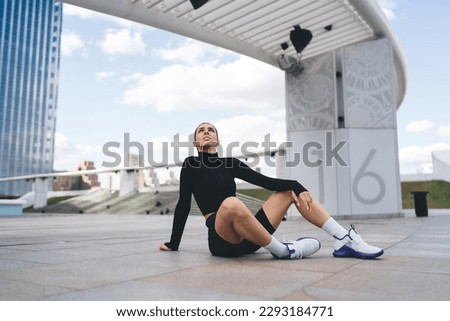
[352,149,386,205]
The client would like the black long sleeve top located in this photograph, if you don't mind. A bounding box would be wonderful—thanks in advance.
[165,152,307,250]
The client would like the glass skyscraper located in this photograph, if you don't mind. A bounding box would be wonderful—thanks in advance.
[0,0,62,196]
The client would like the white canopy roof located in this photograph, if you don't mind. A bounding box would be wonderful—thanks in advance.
[62,0,407,107]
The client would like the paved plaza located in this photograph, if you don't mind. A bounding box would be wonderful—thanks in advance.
[1,210,449,301]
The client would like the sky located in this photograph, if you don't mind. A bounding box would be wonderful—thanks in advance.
[54,0,450,184]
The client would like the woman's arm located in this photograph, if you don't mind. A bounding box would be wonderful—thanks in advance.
[162,158,194,251]
[232,158,307,195]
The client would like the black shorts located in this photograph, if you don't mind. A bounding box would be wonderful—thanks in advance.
[205,208,276,258]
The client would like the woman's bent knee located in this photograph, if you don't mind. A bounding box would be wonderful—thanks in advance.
[273,190,295,205]
[277,190,293,198]
[219,197,249,220]
[220,197,243,212]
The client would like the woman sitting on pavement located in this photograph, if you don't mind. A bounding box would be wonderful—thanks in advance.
[160,122,384,260]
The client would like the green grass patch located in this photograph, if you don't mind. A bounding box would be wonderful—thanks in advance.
[238,189,273,201]
[46,195,75,206]
[402,180,450,209]
[23,195,76,212]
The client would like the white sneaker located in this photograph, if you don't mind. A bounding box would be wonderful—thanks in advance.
[273,237,321,259]
[333,224,384,259]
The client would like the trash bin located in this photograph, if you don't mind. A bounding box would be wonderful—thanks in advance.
[411,191,429,217]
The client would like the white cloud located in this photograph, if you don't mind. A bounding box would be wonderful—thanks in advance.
[100,29,146,57]
[120,55,284,113]
[74,144,103,156]
[53,134,104,171]
[437,125,450,137]
[399,143,450,171]
[376,0,398,21]
[61,31,85,56]
[215,115,285,151]
[154,39,230,65]
[54,132,70,150]
[406,120,434,133]
[95,71,117,82]
[214,115,286,176]
[120,72,143,83]
[121,38,284,113]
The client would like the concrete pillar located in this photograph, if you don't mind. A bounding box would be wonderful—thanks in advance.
[283,38,402,218]
[119,169,138,196]
[275,149,288,179]
[33,178,48,209]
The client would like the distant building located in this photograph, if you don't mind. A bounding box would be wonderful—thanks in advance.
[0,0,63,196]
[401,150,450,183]
[52,171,72,191]
[76,161,100,189]
[143,168,159,188]
[103,153,149,191]
[52,161,100,191]
[432,150,450,183]
[163,170,179,186]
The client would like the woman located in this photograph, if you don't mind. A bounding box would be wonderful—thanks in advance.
[160,122,383,260]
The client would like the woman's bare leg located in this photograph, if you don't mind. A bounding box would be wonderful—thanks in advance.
[262,190,330,229]
[292,193,330,227]
[214,195,322,259]
[214,196,272,246]
[215,191,328,244]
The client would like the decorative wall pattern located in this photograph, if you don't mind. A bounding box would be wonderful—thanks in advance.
[343,38,396,128]
[286,52,336,131]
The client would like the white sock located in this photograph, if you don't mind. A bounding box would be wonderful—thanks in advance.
[321,218,348,240]
[264,236,288,257]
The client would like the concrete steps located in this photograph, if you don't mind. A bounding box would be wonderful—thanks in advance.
[33,189,266,216]
[236,192,265,213]
[88,192,155,214]
[31,189,112,213]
